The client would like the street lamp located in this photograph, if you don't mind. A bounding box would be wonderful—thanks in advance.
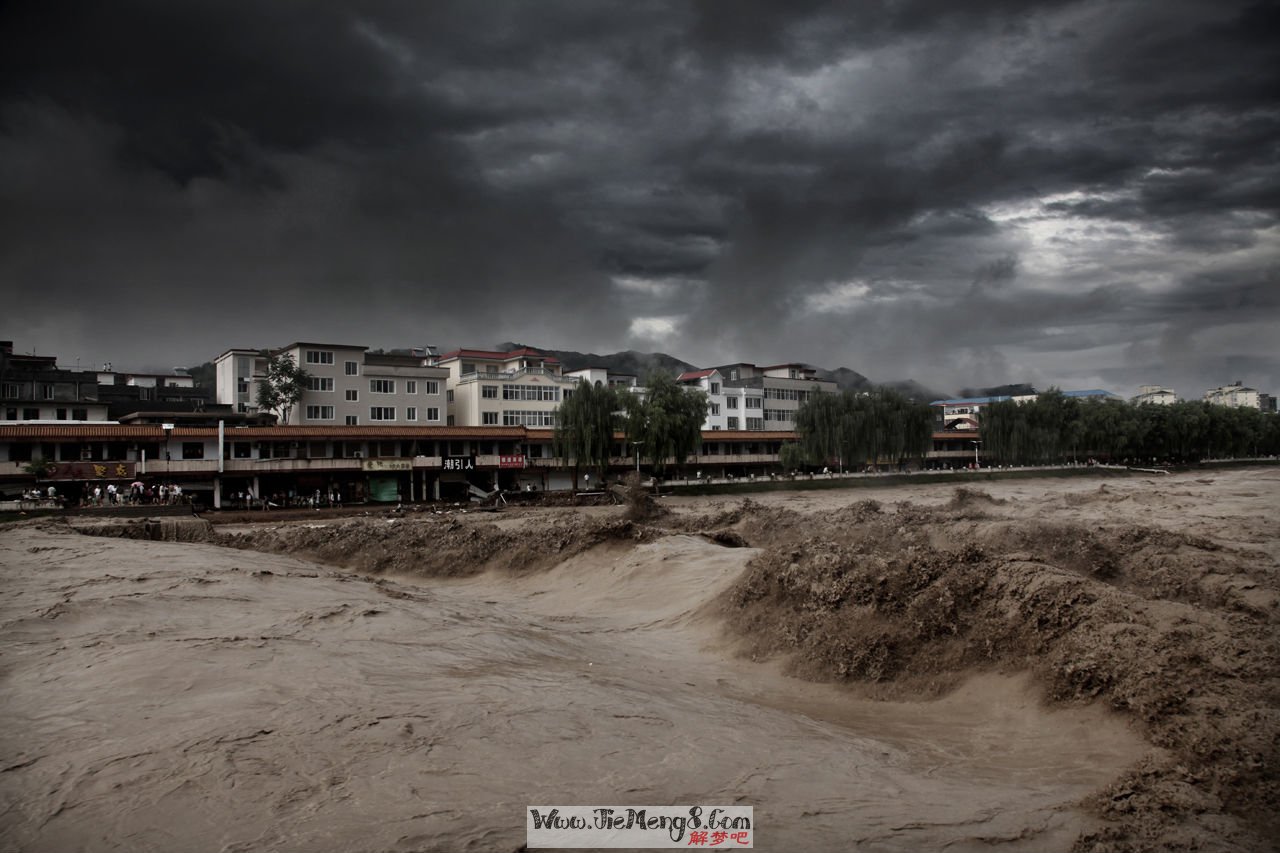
[634,440,644,472]
[971,440,981,468]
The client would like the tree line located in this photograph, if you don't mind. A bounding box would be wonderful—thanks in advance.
[980,390,1280,465]
[785,388,935,471]
[554,372,708,486]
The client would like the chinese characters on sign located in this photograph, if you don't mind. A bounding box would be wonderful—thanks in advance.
[44,462,137,481]
[442,455,478,471]
[499,454,526,469]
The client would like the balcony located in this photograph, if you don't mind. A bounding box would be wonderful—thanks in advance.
[456,366,564,384]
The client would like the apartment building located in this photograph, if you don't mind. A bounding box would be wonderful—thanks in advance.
[215,343,448,426]
[431,347,578,427]
[1131,385,1178,406]
[714,362,836,431]
[2,341,110,422]
[1204,381,1275,411]
[677,369,730,430]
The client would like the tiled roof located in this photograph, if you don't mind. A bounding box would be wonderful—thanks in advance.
[678,369,715,381]
[184,425,528,439]
[0,424,167,439]
[0,424,529,440]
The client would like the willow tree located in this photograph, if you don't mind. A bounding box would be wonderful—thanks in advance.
[553,379,622,490]
[625,372,708,476]
[793,387,932,470]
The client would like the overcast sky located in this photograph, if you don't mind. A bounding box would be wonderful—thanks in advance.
[2,1,1277,397]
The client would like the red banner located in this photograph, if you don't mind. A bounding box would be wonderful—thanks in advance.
[45,461,137,480]
[499,454,526,469]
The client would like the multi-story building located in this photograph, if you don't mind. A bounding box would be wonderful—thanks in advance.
[1131,385,1178,406]
[431,347,579,427]
[215,342,448,426]
[714,363,836,431]
[1,341,110,422]
[563,367,640,393]
[1204,382,1275,411]
[677,369,730,430]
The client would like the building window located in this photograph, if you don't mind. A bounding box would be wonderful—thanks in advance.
[41,384,55,400]
[182,442,205,459]
[426,380,440,395]
[237,378,249,394]
[56,408,68,420]
[482,411,498,425]
[406,380,417,394]
[764,409,792,423]
[370,407,395,421]
[502,383,560,401]
[306,377,334,392]
[746,417,764,431]
[502,410,557,427]
[305,405,335,420]
[727,397,739,409]
[447,390,454,402]
[710,382,720,394]
[23,408,39,420]
[426,407,440,421]
[345,361,359,375]
[3,383,20,399]
[745,397,762,409]
[406,407,417,421]
[481,384,498,399]
[345,389,358,401]
[727,416,740,430]
[370,379,395,394]
[710,403,720,416]
[5,408,16,420]
[72,408,87,420]
[305,350,334,365]
[345,415,358,426]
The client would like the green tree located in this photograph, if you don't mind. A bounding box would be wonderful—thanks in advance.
[626,372,708,476]
[553,379,623,490]
[256,353,310,425]
[23,458,55,479]
[793,388,932,471]
[779,441,809,473]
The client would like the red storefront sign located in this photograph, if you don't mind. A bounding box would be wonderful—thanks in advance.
[499,454,526,469]
[45,461,138,480]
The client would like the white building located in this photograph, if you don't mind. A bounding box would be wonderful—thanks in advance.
[1132,385,1178,406]
[713,363,836,431]
[431,347,579,427]
[1204,381,1272,411]
[677,369,730,430]
[215,343,448,426]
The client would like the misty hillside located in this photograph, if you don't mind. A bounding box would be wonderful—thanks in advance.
[498,343,697,379]
[501,344,945,401]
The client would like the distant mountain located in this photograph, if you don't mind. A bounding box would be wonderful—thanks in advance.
[813,366,874,393]
[957,383,1038,399]
[498,343,698,379]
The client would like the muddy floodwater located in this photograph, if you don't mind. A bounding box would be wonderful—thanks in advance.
[2,467,1277,852]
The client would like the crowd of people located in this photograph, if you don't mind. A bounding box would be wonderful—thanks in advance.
[21,482,187,508]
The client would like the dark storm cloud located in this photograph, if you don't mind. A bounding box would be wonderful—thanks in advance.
[1,0,1276,397]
